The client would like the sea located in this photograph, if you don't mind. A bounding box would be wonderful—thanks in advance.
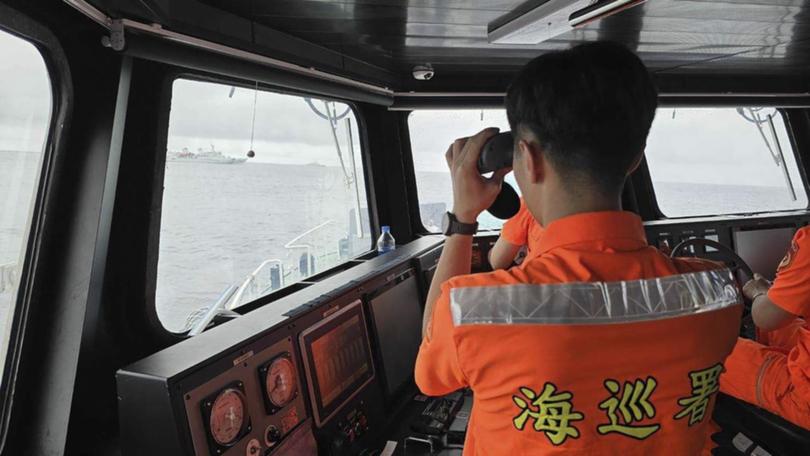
[0,150,805,335]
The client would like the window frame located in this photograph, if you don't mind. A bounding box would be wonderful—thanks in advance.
[643,106,810,220]
[0,7,69,453]
[148,73,378,335]
[404,108,516,235]
[405,105,810,231]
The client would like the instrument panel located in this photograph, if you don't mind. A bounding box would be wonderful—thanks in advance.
[299,299,375,429]
[260,354,298,415]
[116,238,447,456]
[202,383,251,452]
[183,336,307,456]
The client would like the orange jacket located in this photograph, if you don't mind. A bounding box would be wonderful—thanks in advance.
[764,226,810,404]
[500,198,544,263]
[416,211,742,455]
[501,198,543,264]
[768,226,810,318]
[718,226,810,428]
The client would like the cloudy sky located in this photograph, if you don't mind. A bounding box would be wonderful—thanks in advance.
[1,26,805,196]
[408,107,804,190]
[0,29,51,153]
[169,79,362,167]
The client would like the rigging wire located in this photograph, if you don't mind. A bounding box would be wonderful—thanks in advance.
[248,81,258,156]
[736,107,797,201]
[323,101,353,185]
[736,107,779,165]
[304,97,354,186]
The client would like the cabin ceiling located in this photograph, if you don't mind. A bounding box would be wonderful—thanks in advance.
[86,0,810,93]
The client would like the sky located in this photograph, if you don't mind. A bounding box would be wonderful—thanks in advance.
[408,108,804,190]
[168,79,362,167]
[0,27,804,193]
[0,29,51,152]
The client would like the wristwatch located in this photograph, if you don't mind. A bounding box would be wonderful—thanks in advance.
[441,212,478,236]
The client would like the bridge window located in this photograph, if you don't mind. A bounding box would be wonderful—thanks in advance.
[409,109,517,232]
[645,108,807,217]
[410,107,808,226]
[0,30,52,375]
[157,79,371,333]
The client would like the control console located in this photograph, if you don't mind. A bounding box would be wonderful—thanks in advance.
[181,334,308,456]
[411,391,464,436]
[117,237,446,456]
[325,400,377,454]
[298,298,386,455]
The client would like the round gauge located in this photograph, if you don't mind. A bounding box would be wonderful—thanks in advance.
[265,356,297,408]
[209,388,247,446]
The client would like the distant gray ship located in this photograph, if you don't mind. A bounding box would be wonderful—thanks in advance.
[167,145,247,164]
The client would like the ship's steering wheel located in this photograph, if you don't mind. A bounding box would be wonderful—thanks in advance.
[671,238,755,338]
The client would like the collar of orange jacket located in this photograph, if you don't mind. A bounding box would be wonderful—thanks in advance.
[535,211,648,255]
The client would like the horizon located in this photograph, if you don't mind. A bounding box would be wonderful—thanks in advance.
[0,148,803,190]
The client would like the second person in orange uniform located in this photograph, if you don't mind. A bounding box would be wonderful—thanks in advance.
[720,227,810,429]
[489,197,544,269]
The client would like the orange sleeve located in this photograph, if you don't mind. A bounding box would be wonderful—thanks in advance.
[768,227,810,318]
[500,199,531,246]
[414,281,467,396]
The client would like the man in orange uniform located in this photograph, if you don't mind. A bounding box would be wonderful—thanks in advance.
[720,228,810,429]
[415,42,742,455]
[488,198,544,269]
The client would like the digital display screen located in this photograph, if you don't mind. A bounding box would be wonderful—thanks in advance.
[311,314,371,407]
[300,300,374,427]
[369,274,422,397]
[734,227,796,280]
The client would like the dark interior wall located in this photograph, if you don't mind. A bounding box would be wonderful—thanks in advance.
[62,59,180,456]
[0,1,126,455]
[361,105,415,243]
[84,0,810,94]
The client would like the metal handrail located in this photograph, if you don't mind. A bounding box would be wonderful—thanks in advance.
[187,285,239,336]
[285,220,335,278]
[224,220,343,311]
[284,220,335,249]
[228,259,284,310]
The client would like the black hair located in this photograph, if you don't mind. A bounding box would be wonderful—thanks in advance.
[505,41,658,194]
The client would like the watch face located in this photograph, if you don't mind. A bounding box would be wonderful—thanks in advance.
[441,212,451,234]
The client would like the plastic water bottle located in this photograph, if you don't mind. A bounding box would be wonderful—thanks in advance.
[377,226,396,254]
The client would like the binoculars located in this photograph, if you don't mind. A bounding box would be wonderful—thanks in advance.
[477,132,520,219]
